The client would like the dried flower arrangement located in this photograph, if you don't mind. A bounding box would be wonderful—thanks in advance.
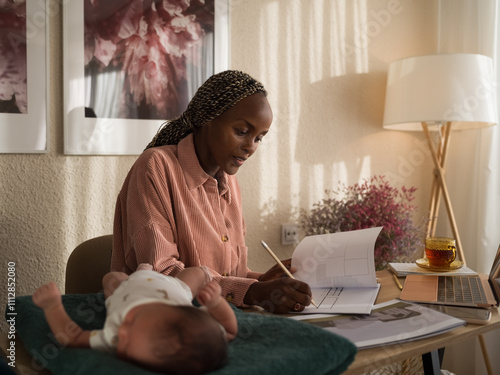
[299,176,425,270]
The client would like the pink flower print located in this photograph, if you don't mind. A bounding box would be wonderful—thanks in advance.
[84,0,212,119]
[0,0,27,114]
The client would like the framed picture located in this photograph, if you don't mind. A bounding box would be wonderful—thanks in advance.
[0,0,49,153]
[63,0,229,155]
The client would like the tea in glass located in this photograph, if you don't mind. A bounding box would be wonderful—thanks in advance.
[425,237,456,267]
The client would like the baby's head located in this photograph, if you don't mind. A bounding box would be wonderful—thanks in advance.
[116,303,229,374]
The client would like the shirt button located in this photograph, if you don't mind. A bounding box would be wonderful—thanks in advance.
[221,235,229,242]
[225,293,234,302]
[222,272,229,276]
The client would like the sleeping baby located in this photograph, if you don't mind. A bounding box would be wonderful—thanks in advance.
[32,264,237,375]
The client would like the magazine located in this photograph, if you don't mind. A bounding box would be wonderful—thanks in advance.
[291,299,466,348]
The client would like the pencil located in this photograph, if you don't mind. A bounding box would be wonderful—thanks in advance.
[392,274,403,290]
[260,240,318,308]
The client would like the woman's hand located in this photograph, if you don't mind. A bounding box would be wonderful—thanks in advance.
[243,277,312,314]
[258,258,297,282]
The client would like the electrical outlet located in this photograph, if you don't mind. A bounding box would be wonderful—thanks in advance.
[281,224,298,245]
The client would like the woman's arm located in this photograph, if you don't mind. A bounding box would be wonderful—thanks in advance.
[111,149,187,276]
[32,282,91,347]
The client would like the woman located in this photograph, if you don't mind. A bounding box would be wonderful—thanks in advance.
[111,70,312,313]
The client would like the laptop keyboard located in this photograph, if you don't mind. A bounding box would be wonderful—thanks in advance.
[437,276,488,304]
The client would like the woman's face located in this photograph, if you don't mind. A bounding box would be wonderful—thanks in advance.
[194,93,273,177]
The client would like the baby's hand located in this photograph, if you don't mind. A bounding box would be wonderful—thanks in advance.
[32,282,62,311]
[136,263,153,271]
[196,281,222,309]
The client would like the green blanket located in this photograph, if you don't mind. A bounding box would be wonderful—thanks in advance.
[8,294,356,374]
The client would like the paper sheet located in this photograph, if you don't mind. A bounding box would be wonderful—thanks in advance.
[291,227,383,314]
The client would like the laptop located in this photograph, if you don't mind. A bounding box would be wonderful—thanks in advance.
[399,245,500,308]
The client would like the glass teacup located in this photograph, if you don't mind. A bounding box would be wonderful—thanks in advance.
[425,237,456,268]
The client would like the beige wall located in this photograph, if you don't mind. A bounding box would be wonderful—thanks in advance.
[1,0,437,328]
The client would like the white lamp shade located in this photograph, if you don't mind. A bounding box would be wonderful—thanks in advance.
[383,53,498,131]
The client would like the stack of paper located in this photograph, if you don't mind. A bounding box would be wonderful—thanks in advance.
[388,262,477,277]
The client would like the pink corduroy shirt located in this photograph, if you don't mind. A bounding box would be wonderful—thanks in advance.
[111,134,261,307]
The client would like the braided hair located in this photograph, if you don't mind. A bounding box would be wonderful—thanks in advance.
[145,70,267,149]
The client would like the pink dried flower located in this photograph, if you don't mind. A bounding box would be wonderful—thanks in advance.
[300,175,426,270]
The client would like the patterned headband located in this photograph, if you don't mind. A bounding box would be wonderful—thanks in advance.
[145,70,267,149]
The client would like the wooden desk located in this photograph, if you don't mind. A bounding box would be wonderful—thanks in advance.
[343,270,500,375]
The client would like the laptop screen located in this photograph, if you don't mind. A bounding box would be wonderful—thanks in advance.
[488,245,500,304]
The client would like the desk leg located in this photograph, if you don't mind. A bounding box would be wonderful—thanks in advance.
[422,348,444,375]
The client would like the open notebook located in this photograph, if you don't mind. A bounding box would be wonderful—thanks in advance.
[291,227,382,315]
[400,245,500,308]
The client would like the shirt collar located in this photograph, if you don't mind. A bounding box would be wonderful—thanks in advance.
[178,134,231,201]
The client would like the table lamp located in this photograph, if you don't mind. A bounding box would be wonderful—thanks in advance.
[383,53,498,264]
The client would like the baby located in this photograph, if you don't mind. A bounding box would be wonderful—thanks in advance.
[33,264,238,375]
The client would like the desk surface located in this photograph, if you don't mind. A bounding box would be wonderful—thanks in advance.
[343,270,500,375]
